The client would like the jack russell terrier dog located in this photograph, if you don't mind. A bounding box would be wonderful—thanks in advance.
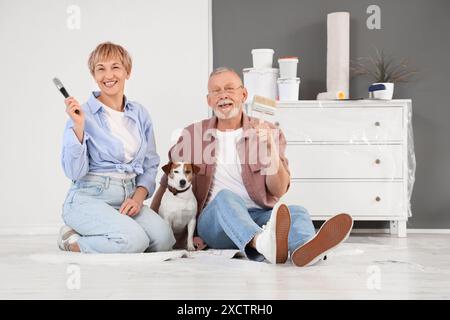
[159,161,200,251]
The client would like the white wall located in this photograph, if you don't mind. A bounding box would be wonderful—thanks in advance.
[0,0,211,233]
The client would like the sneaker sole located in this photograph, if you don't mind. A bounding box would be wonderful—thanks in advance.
[291,213,353,267]
[275,204,291,264]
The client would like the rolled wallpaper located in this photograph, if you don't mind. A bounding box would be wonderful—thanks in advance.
[318,12,350,100]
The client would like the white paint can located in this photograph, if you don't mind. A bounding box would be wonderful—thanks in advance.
[277,77,300,101]
[243,67,279,101]
[278,56,299,78]
[251,49,275,68]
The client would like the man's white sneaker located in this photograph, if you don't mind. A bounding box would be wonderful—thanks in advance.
[291,213,353,267]
[255,203,291,264]
[57,225,80,251]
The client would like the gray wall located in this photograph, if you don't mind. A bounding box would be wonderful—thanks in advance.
[212,0,450,228]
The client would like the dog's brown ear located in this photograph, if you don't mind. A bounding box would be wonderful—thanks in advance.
[162,162,172,175]
[192,164,201,175]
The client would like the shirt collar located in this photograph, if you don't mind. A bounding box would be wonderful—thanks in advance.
[87,91,132,114]
[205,112,256,140]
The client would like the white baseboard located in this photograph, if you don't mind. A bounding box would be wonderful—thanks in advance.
[351,228,390,234]
[350,228,450,234]
[406,229,450,234]
[1,226,450,236]
[0,225,59,235]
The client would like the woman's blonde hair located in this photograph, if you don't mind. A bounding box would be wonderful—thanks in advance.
[88,42,132,75]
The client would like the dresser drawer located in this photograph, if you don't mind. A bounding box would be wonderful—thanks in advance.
[274,107,403,142]
[283,181,405,216]
[285,144,403,179]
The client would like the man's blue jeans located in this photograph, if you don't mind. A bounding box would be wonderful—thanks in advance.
[197,190,315,261]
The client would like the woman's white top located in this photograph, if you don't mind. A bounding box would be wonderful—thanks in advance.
[90,104,141,179]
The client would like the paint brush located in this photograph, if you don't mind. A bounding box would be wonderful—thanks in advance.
[250,95,277,120]
[53,77,79,114]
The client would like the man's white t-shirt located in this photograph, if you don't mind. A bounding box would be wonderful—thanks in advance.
[207,128,261,209]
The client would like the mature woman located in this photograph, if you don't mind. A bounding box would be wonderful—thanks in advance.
[58,42,175,253]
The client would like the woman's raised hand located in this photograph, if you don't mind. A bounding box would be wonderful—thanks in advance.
[65,97,85,143]
[64,97,85,129]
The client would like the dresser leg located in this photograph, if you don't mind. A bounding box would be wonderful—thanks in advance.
[398,221,407,238]
[390,221,397,235]
[390,221,407,237]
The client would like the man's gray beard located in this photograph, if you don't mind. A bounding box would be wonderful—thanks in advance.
[214,102,242,120]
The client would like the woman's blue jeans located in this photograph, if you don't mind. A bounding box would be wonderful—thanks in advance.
[62,174,176,253]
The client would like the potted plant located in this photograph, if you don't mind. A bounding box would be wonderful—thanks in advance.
[351,47,418,99]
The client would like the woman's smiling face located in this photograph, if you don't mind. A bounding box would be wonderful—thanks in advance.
[93,59,130,97]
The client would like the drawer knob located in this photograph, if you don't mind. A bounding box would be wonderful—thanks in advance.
[375,196,381,202]
[375,159,381,164]
[375,121,381,127]
[274,121,280,127]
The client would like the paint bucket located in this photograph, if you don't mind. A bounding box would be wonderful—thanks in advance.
[278,56,299,78]
[277,77,300,101]
[251,49,275,69]
[243,67,279,101]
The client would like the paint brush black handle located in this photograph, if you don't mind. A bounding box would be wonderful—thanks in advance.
[53,77,79,114]
[59,87,70,99]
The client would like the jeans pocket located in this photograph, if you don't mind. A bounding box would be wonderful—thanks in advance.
[63,190,76,205]
[69,182,105,203]
[80,183,104,195]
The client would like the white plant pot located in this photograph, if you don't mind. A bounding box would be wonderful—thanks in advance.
[372,82,394,100]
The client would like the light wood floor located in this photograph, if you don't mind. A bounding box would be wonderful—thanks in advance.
[1,233,449,299]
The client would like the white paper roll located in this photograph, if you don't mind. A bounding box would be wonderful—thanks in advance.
[326,12,350,98]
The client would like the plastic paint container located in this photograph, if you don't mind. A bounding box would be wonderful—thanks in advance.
[243,67,279,101]
[251,49,275,69]
[278,56,299,78]
[277,77,300,101]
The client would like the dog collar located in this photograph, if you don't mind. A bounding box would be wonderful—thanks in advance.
[167,185,191,195]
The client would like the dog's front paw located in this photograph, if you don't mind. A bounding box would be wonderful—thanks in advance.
[187,243,196,251]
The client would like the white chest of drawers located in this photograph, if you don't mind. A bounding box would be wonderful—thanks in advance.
[271,100,414,237]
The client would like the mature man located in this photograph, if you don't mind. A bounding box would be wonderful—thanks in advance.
[151,67,353,266]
